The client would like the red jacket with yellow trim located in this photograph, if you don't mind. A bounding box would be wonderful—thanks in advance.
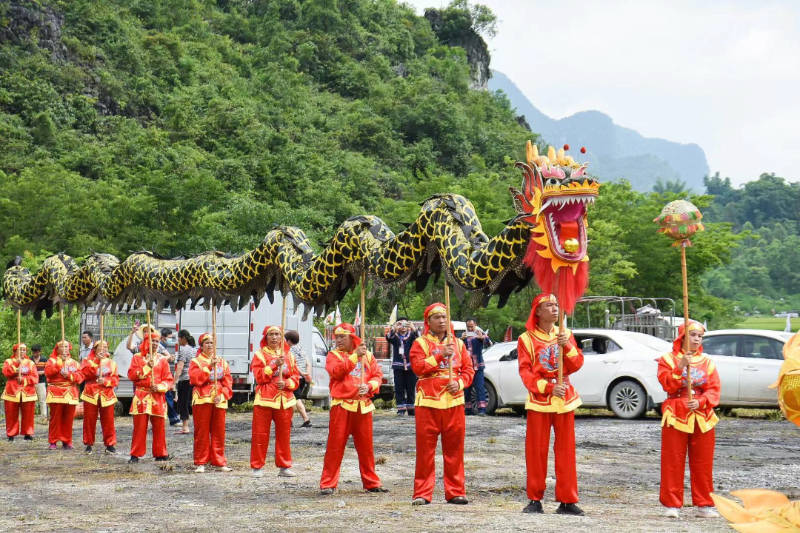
[80,354,119,406]
[251,346,300,409]
[189,354,234,409]
[127,354,174,417]
[45,357,83,405]
[326,348,382,413]
[657,351,720,433]
[2,357,39,402]
[410,334,475,409]
[517,328,584,413]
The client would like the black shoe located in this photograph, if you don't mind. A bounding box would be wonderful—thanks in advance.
[84,445,92,454]
[105,446,117,454]
[23,435,33,441]
[301,420,312,428]
[556,503,585,516]
[477,410,487,417]
[128,456,139,464]
[366,487,389,493]
[523,500,543,514]
[408,410,415,417]
[465,409,476,416]
[447,496,468,505]
[7,436,13,442]
[396,411,405,416]
[154,455,172,462]
[320,488,335,496]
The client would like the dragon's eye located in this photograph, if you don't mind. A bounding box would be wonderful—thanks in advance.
[545,178,560,187]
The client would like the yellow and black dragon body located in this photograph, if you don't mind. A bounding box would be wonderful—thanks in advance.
[3,144,599,318]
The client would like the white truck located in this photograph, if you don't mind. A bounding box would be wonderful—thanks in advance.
[81,293,332,412]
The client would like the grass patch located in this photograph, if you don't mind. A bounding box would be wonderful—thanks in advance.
[228,401,254,413]
[736,316,797,332]
[730,408,784,420]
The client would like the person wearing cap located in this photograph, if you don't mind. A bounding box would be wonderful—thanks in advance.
[44,340,84,449]
[80,340,119,454]
[658,320,720,519]
[189,333,233,473]
[2,343,39,441]
[127,331,174,463]
[319,322,388,495]
[517,294,584,515]
[409,303,475,506]
[250,325,300,478]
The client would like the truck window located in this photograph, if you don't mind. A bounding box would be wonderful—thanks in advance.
[313,331,328,358]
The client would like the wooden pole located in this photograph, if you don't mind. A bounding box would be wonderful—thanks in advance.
[212,300,218,402]
[17,310,22,364]
[60,303,65,344]
[444,281,454,381]
[99,313,104,345]
[360,272,367,387]
[681,245,693,403]
[146,309,154,388]
[278,294,287,386]
[553,269,564,386]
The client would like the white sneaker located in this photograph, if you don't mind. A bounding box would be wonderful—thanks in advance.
[278,467,296,477]
[252,468,264,478]
[695,506,719,518]
[663,507,680,518]
[194,465,205,473]
[218,466,232,472]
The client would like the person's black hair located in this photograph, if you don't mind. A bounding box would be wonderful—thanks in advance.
[82,330,93,338]
[160,328,173,338]
[397,316,409,322]
[466,318,477,323]
[31,344,42,352]
[178,329,196,347]
[284,330,300,345]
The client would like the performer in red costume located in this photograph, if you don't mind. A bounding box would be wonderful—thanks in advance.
[658,320,720,519]
[517,293,585,515]
[3,343,38,441]
[250,325,300,478]
[409,303,475,506]
[319,323,388,495]
[189,333,233,473]
[44,340,83,449]
[80,340,119,454]
[127,331,174,463]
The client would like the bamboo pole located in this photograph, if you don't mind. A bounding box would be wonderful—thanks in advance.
[212,300,219,403]
[60,303,65,344]
[681,245,693,403]
[444,281,454,381]
[278,294,287,387]
[17,310,22,364]
[360,272,367,387]
[146,309,154,388]
[553,270,564,386]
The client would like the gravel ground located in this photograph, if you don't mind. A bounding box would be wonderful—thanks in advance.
[0,407,797,532]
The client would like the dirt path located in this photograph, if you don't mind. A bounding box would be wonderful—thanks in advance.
[1,409,796,532]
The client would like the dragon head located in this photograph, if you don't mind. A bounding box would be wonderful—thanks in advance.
[511,142,600,272]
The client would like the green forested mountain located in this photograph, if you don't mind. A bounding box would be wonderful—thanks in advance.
[0,0,759,353]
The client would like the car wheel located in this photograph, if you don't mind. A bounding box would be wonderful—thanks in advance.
[485,381,499,415]
[511,405,526,417]
[608,380,647,419]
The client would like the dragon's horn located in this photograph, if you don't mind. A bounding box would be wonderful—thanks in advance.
[514,161,543,202]
[525,141,539,166]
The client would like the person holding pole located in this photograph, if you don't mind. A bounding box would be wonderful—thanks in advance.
[250,325,300,478]
[3,343,38,441]
[319,322,387,495]
[517,293,584,515]
[409,302,474,506]
[189,332,233,473]
[44,340,83,449]
[80,340,119,454]
[127,329,174,463]
[657,320,720,518]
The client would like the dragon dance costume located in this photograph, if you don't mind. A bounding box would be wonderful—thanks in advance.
[44,340,83,447]
[80,342,119,449]
[250,326,299,472]
[517,293,584,506]
[658,321,720,509]
[127,332,174,459]
[320,323,384,491]
[190,333,234,469]
[410,303,475,503]
[2,344,38,439]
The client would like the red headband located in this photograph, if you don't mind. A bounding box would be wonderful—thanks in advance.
[422,302,454,337]
[333,322,362,349]
[525,293,558,332]
[672,320,705,355]
[260,325,290,353]
[49,340,73,359]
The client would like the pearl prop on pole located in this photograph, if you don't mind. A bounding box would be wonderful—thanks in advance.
[654,199,705,403]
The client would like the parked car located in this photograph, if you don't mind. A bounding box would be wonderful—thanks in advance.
[701,329,793,407]
[482,329,671,419]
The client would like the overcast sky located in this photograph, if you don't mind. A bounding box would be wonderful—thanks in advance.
[404,0,800,185]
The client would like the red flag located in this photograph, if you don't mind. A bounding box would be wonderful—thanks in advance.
[503,325,513,342]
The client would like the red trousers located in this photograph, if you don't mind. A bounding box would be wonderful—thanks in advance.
[194,403,227,466]
[320,405,380,490]
[660,424,715,507]
[48,403,76,445]
[4,400,35,437]
[250,405,292,469]
[82,401,117,447]
[130,414,167,458]
[414,405,466,501]
[525,410,578,503]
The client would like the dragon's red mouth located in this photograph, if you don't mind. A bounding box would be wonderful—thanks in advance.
[540,195,594,262]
